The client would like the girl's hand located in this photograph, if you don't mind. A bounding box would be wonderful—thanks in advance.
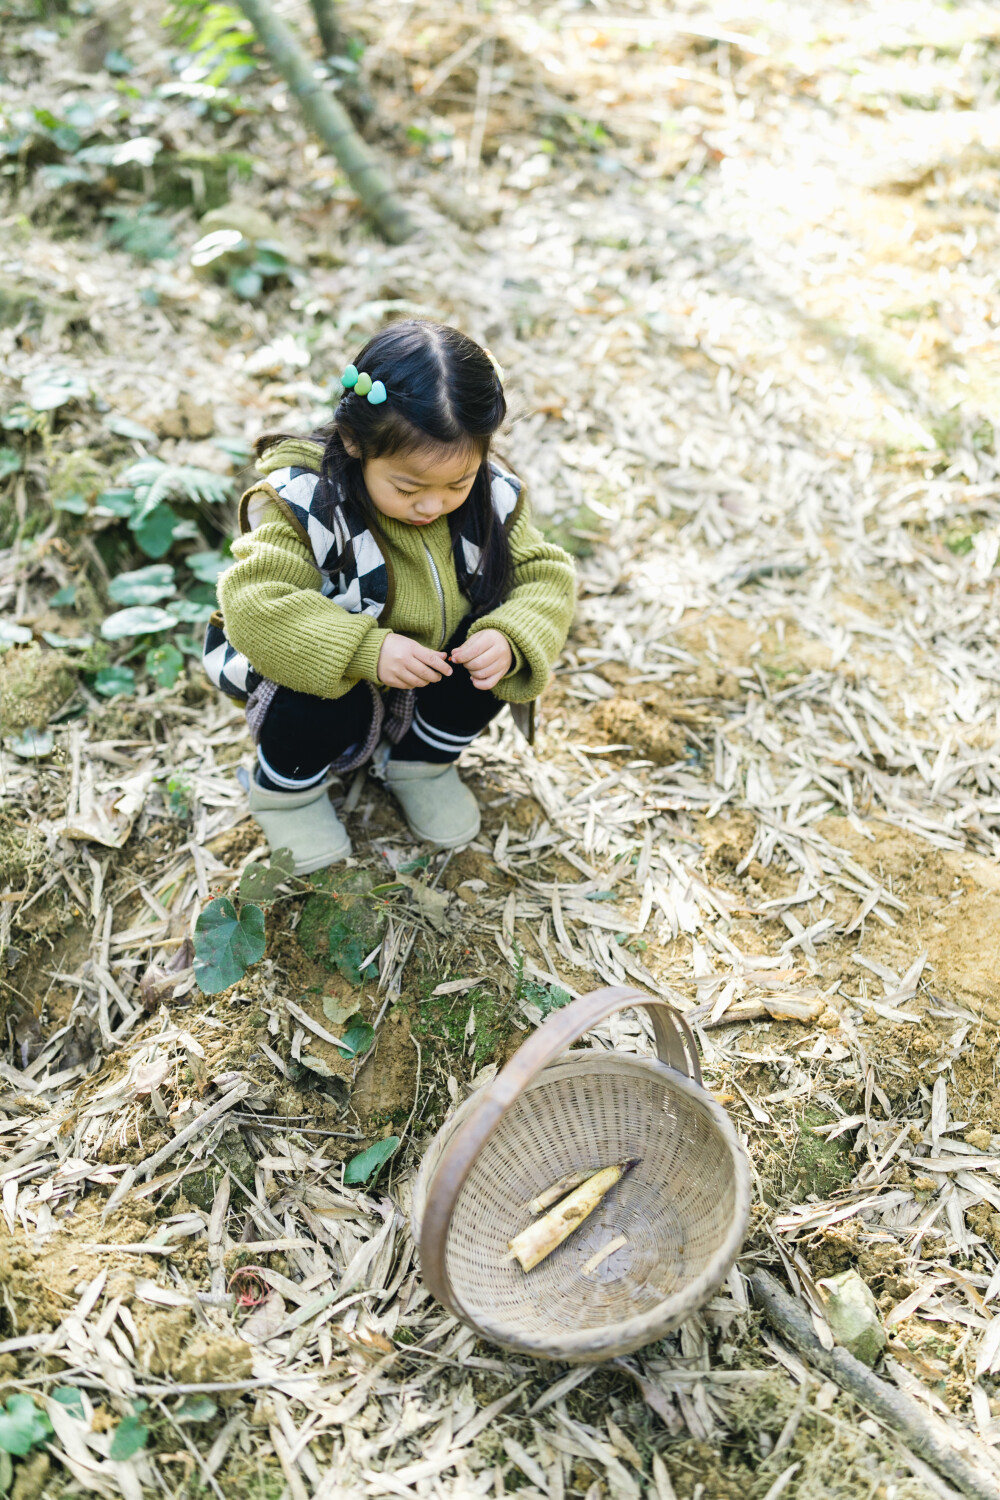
[378,634,452,688]
[450,629,513,691]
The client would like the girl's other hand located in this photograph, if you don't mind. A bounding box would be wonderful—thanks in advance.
[378,634,452,688]
[450,629,513,691]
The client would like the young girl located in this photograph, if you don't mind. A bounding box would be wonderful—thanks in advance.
[205,320,577,873]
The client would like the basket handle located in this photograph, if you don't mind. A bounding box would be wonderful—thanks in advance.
[418,985,701,1316]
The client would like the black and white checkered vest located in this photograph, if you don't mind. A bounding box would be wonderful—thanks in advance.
[203,459,522,703]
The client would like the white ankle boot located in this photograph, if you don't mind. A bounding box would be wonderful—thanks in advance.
[383,760,481,848]
[247,778,351,874]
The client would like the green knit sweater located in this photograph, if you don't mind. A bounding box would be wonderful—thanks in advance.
[216,445,577,703]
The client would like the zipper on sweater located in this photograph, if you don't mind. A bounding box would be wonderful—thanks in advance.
[422,539,447,649]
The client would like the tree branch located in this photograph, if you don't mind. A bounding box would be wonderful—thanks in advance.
[309,0,343,60]
[235,0,414,244]
[751,1269,1000,1500]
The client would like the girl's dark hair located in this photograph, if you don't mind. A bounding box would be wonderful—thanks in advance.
[258,320,511,615]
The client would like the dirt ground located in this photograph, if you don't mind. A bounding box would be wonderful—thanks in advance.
[2,0,1000,1496]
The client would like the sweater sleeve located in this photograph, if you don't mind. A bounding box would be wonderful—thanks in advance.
[216,505,390,698]
[468,505,577,703]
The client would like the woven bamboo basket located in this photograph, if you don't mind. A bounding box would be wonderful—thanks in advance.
[411,985,752,1361]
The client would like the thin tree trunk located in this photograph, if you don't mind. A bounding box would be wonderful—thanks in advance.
[309,0,343,59]
[751,1270,1000,1500]
[235,0,414,244]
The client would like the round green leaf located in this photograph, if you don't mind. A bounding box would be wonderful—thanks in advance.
[94,665,136,697]
[194,896,266,995]
[94,488,136,518]
[0,1395,52,1456]
[133,502,181,559]
[51,1388,86,1420]
[41,630,94,650]
[52,491,90,514]
[167,598,216,625]
[0,447,21,478]
[238,848,295,905]
[101,606,175,639]
[6,728,54,758]
[108,1414,148,1461]
[185,550,229,583]
[229,267,262,300]
[108,564,176,606]
[1,406,36,432]
[174,1396,217,1424]
[0,621,31,649]
[191,229,246,267]
[106,414,158,443]
[336,1021,374,1058]
[344,1136,399,1186]
[22,368,89,412]
[146,643,183,689]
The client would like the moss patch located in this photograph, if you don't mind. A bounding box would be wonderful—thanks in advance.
[298,867,386,983]
[0,645,75,734]
[413,984,508,1071]
[180,1129,254,1212]
[787,1108,854,1199]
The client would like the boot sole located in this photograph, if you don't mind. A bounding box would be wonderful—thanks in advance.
[400,816,481,849]
[290,840,353,875]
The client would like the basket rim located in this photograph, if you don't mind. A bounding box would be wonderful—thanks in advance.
[413,1051,752,1360]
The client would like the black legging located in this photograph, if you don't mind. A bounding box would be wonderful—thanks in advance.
[256,620,504,789]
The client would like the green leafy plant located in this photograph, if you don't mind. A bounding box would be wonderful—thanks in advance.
[194,895,266,994]
[101,605,176,639]
[51,1388,85,1420]
[0,622,32,649]
[0,1395,52,1456]
[344,1136,399,1185]
[166,1,258,87]
[298,872,385,986]
[21,367,88,413]
[146,642,184,688]
[190,228,298,300]
[104,205,177,261]
[108,1407,149,1461]
[108,563,177,606]
[186,548,229,582]
[238,848,295,905]
[167,775,193,817]
[174,1396,217,1423]
[93,664,137,697]
[519,979,571,1018]
[336,1020,374,1058]
[123,458,232,520]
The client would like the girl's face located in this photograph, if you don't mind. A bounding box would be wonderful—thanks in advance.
[361,444,480,526]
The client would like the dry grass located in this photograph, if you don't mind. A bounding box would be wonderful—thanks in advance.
[2,0,1000,1495]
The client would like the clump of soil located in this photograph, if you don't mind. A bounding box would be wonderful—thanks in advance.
[351,1003,419,1126]
[10,1450,50,1500]
[0,803,46,889]
[175,1330,252,1387]
[0,644,75,732]
[182,1128,255,1212]
[703,812,756,872]
[802,1218,863,1279]
[134,1307,195,1375]
[589,696,686,763]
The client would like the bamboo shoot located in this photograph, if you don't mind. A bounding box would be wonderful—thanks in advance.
[527,1170,591,1216]
[509,1159,638,1272]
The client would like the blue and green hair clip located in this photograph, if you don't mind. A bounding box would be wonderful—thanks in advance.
[340,364,387,404]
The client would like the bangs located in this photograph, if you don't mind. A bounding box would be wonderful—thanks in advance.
[369,415,487,468]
